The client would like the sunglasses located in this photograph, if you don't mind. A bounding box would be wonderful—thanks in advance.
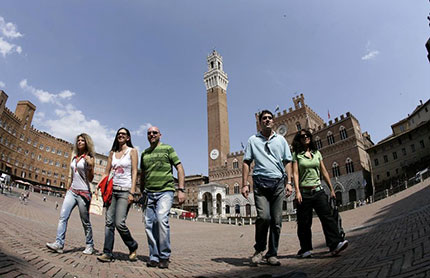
[147,131,159,135]
[262,116,273,120]
[117,132,128,136]
[300,134,310,139]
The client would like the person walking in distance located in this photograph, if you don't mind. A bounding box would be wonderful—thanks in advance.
[46,133,95,255]
[140,126,186,269]
[97,128,139,262]
[292,129,348,258]
[242,110,293,266]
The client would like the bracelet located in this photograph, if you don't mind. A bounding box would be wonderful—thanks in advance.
[177,188,185,193]
[286,181,292,185]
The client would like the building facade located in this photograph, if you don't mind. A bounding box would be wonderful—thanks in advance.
[0,91,73,189]
[367,99,430,192]
[199,52,374,218]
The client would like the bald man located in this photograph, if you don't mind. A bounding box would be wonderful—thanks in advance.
[140,126,185,269]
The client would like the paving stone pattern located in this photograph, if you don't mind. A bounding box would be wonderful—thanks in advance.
[0,180,429,278]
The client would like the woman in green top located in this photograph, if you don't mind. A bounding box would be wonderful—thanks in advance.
[292,129,348,258]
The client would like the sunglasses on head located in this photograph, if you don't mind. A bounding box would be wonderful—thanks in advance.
[148,131,159,135]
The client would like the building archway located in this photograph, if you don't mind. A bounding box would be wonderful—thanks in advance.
[245,204,251,216]
[335,191,343,206]
[202,192,213,217]
[349,189,357,203]
[216,193,222,215]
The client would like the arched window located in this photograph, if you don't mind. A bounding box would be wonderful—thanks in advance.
[335,191,343,206]
[349,189,357,202]
[296,122,302,131]
[245,204,251,216]
[315,136,323,149]
[235,204,241,215]
[225,185,230,195]
[332,162,340,177]
[327,131,335,145]
[234,183,240,194]
[225,205,230,214]
[345,158,354,173]
[232,159,239,169]
[339,126,348,140]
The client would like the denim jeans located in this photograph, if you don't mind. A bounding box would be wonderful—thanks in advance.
[253,177,285,257]
[144,191,174,262]
[103,190,137,256]
[55,190,94,247]
[296,190,343,252]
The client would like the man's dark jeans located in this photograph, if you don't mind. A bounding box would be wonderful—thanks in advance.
[253,176,285,257]
[296,190,343,252]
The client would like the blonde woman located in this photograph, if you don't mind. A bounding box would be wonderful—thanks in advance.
[46,133,95,254]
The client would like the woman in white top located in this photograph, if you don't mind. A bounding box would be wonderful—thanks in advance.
[97,127,139,262]
[46,133,95,255]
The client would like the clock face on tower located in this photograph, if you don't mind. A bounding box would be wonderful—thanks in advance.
[210,149,219,160]
[277,124,288,136]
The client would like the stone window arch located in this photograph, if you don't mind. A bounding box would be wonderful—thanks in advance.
[234,183,240,194]
[296,122,302,131]
[339,126,348,140]
[225,184,230,195]
[315,136,323,149]
[327,131,335,145]
[345,158,354,174]
[332,162,341,177]
[232,159,239,169]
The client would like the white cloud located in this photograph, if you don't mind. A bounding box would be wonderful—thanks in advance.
[133,123,153,136]
[0,81,5,88]
[19,79,76,105]
[0,16,23,39]
[361,50,379,61]
[43,105,115,154]
[361,41,379,61]
[21,79,115,154]
[0,16,23,57]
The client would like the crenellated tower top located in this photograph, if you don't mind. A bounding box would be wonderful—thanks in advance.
[204,50,229,91]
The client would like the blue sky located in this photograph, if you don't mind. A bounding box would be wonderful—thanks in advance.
[1,1,429,176]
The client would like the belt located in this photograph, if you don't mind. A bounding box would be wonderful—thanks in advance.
[112,186,130,192]
[300,185,322,193]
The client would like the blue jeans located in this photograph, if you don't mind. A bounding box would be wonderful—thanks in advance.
[103,190,138,256]
[144,191,174,262]
[253,176,285,257]
[55,190,94,247]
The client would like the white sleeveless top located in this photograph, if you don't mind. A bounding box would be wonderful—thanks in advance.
[111,148,132,189]
[70,156,90,191]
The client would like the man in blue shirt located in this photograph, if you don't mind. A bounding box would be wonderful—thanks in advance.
[242,110,293,266]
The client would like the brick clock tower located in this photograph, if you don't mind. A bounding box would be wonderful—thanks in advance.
[204,50,230,172]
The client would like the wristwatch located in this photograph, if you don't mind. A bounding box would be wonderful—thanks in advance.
[177,188,185,193]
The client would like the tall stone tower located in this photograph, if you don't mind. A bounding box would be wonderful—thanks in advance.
[204,50,230,171]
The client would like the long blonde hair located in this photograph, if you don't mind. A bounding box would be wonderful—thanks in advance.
[74,133,95,157]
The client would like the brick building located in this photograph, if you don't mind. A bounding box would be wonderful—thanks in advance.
[199,51,373,218]
[367,99,430,192]
[0,91,73,189]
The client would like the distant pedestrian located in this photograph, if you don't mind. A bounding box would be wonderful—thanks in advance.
[242,110,293,266]
[46,133,96,255]
[55,201,59,210]
[97,128,139,263]
[292,129,348,258]
[140,126,186,269]
[43,196,47,202]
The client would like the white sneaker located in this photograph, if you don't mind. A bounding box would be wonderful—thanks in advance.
[331,240,349,256]
[46,242,64,254]
[251,251,264,264]
[297,250,312,258]
[83,245,95,255]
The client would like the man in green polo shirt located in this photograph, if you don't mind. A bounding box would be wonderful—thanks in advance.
[140,126,185,269]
